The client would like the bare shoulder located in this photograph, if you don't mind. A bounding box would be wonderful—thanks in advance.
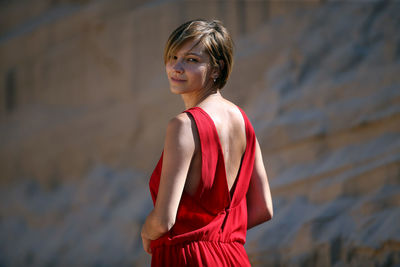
[221,99,245,125]
[225,99,244,116]
[165,112,198,149]
[168,112,192,129]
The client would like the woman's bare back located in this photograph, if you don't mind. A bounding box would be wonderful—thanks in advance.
[183,98,247,195]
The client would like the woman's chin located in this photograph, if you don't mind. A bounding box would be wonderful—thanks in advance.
[169,86,186,95]
[169,88,181,95]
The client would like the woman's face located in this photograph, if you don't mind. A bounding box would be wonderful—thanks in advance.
[165,39,215,95]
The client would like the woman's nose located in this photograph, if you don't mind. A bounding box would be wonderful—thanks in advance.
[172,60,184,73]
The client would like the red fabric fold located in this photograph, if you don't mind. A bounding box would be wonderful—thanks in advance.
[149,106,256,266]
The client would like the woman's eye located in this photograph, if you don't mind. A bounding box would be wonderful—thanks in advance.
[187,58,198,62]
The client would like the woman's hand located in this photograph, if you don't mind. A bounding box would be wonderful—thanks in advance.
[141,230,152,255]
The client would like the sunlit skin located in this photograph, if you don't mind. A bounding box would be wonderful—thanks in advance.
[141,38,273,255]
[165,39,219,109]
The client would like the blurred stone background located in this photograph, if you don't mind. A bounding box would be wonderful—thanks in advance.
[0,0,399,266]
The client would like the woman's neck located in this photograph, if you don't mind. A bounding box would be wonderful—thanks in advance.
[181,89,221,110]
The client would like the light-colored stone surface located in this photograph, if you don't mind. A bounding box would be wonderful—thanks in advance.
[236,2,400,266]
[0,0,399,266]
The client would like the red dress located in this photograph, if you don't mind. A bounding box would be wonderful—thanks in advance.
[149,106,256,266]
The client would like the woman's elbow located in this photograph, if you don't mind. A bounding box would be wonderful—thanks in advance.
[267,205,273,221]
[259,207,273,223]
[247,205,273,229]
[265,209,273,222]
[260,205,274,223]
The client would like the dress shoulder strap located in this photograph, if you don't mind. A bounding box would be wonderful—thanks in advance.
[184,107,230,214]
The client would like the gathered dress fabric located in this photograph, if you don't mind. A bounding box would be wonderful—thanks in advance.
[149,106,256,267]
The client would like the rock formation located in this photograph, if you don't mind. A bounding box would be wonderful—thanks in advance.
[0,0,399,266]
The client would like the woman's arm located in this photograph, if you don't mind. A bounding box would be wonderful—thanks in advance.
[141,113,195,254]
[246,137,273,230]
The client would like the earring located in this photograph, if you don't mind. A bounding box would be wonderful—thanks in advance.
[213,78,216,83]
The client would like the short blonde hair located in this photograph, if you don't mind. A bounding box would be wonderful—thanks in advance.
[164,19,234,90]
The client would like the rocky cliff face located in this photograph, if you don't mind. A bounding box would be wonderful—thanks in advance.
[0,0,399,266]
[235,2,400,266]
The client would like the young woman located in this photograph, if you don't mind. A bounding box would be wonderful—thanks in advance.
[141,19,273,266]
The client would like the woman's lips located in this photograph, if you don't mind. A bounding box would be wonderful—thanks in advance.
[170,76,186,82]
